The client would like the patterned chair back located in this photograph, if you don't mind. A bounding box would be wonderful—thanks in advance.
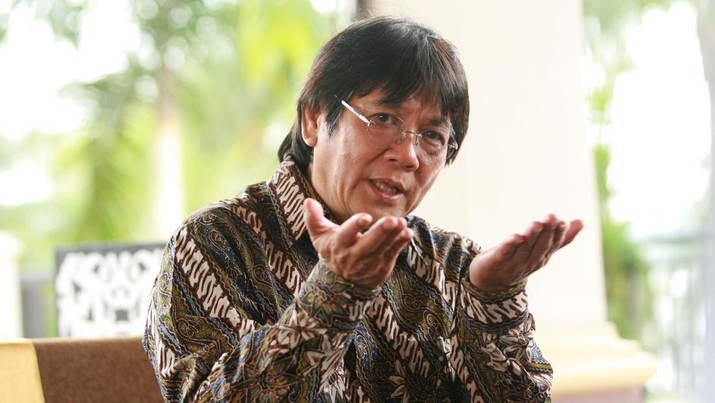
[55,242,164,337]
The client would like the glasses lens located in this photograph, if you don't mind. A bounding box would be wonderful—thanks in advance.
[366,117,454,163]
[417,130,450,157]
[365,114,401,147]
[346,101,454,163]
[445,137,458,160]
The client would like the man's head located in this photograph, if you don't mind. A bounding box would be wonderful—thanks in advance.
[279,16,470,223]
[278,16,470,171]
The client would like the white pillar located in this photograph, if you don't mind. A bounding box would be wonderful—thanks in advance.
[0,232,23,339]
[367,1,656,401]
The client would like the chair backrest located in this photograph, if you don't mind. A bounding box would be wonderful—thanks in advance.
[0,336,164,403]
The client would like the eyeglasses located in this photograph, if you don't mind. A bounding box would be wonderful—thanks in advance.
[339,99,458,163]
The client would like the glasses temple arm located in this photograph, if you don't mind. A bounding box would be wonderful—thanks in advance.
[340,100,371,125]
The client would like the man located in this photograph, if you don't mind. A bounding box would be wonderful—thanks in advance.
[144,16,583,402]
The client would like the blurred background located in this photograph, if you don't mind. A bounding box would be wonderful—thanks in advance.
[0,0,712,402]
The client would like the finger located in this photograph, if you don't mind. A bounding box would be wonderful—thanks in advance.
[530,219,577,270]
[551,222,567,250]
[334,212,374,247]
[525,222,557,264]
[494,233,525,261]
[358,216,409,254]
[541,213,559,226]
[560,219,584,248]
[381,227,414,259]
[539,221,567,263]
[511,221,545,260]
[304,198,336,239]
[544,214,567,245]
[524,213,571,263]
[366,226,413,273]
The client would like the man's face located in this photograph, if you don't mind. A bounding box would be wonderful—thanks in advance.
[303,90,448,223]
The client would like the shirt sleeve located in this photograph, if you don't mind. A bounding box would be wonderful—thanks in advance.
[143,220,380,402]
[449,278,553,402]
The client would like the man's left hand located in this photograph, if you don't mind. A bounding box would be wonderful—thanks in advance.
[468,214,584,293]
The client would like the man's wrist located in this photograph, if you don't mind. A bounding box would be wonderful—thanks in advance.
[458,277,529,332]
[295,261,380,331]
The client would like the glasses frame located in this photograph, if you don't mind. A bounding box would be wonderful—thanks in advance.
[339,99,459,162]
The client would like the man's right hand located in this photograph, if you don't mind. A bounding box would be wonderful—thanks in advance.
[303,198,413,289]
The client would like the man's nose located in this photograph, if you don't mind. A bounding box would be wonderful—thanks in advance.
[386,131,420,168]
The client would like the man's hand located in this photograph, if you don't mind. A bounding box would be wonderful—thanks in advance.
[469,214,584,293]
[303,198,413,289]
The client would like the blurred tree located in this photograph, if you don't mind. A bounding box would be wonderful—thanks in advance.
[586,0,715,397]
[0,0,345,271]
[693,1,715,398]
[592,141,654,341]
[583,0,676,343]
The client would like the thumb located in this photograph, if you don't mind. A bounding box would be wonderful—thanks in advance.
[304,198,335,239]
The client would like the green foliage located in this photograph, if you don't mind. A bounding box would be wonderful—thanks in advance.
[583,0,674,124]
[583,0,675,342]
[0,133,70,269]
[593,143,654,340]
[176,0,332,210]
[0,7,8,42]
[584,0,674,36]
[0,0,343,271]
[20,0,87,45]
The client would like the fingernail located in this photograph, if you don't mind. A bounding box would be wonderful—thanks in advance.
[358,214,372,226]
[383,217,396,229]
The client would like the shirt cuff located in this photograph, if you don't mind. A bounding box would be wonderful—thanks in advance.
[295,261,381,332]
[458,277,529,333]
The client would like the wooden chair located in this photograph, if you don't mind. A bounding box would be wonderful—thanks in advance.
[0,336,163,403]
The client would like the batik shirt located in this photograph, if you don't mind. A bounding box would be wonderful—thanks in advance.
[143,158,553,402]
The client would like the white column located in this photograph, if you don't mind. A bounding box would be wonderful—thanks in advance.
[367,1,656,401]
[0,232,23,339]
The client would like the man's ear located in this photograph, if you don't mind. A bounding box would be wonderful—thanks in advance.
[301,106,321,147]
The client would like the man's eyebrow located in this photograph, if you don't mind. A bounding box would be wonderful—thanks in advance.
[429,117,451,127]
[371,98,451,125]
[420,113,451,127]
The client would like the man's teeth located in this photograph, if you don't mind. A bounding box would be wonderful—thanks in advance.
[375,182,399,194]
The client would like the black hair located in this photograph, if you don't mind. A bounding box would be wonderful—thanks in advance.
[278,16,470,171]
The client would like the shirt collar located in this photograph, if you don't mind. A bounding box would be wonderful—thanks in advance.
[269,157,336,246]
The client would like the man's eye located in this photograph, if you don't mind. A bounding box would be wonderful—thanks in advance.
[371,113,397,126]
[422,130,447,145]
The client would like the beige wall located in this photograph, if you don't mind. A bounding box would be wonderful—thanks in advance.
[0,232,23,339]
[367,0,606,328]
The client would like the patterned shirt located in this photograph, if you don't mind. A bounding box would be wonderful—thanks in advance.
[143,158,553,402]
